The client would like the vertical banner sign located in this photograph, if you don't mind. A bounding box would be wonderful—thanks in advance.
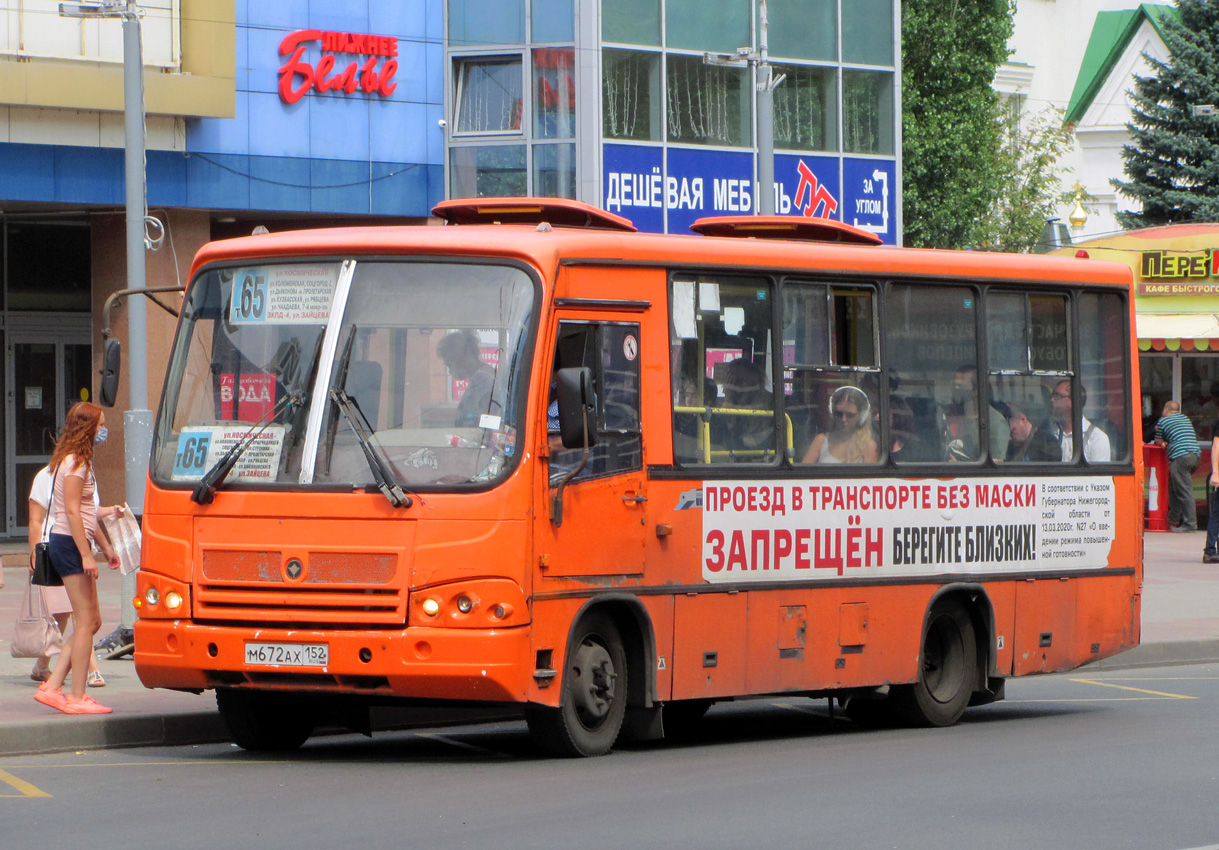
[843,159,895,243]
[701,477,1116,582]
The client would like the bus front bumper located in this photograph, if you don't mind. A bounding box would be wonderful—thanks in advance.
[133,620,533,703]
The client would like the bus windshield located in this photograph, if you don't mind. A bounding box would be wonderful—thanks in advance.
[152,259,536,491]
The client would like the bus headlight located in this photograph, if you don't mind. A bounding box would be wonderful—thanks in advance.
[164,591,183,611]
[144,587,160,606]
[136,574,190,619]
[408,579,529,629]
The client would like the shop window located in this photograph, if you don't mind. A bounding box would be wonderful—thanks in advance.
[1180,355,1219,440]
[533,144,577,198]
[450,145,527,198]
[454,57,523,135]
[843,0,894,66]
[666,55,750,148]
[886,284,980,464]
[666,0,750,53]
[449,0,525,47]
[843,70,894,155]
[784,283,881,465]
[5,221,91,312]
[602,0,660,46]
[773,64,836,151]
[765,0,836,62]
[670,275,776,464]
[603,49,661,141]
[532,0,574,42]
[1078,292,1129,462]
[533,48,575,139]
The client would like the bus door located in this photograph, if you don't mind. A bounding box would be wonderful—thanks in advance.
[537,318,646,577]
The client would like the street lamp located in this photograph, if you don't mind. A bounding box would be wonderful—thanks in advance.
[60,0,148,650]
[704,0,785,214]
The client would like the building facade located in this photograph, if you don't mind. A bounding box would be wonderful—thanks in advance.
[445,0,900,240]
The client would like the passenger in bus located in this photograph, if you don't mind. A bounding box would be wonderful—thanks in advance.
[437,330,498,428]
[673,373,717,463]
[1003,401,1060,462]
[1046,379,1111,462]
[889,396,938,463]
[802,385,878,464]
[944,366,1009,462]
[714,359,774,458]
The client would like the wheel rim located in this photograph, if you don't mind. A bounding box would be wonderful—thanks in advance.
[922,612,966,704]
[569,635,617,730]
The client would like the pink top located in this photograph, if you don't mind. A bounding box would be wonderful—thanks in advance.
[50,455,98,543]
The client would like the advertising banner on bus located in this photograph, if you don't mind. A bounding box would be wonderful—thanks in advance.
[700,476,1116,581]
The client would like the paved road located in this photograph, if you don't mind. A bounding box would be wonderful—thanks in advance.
[1,528,1217,757]
[1,663,1217,850]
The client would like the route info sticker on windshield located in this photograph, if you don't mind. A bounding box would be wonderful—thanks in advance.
[172,426,286,482]
[228,264,339,325]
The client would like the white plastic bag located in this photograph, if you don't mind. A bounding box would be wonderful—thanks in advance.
[101,503,142,575]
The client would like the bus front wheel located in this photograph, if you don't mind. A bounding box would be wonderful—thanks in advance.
[891,599,977,727]
[217,689,316,752]
[526,612,628,757]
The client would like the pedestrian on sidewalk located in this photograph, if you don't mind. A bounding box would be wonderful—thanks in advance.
[34,402,122,716]
[1205,416,1219,564]
[27,464,118,686]
[1155,400,1201,532]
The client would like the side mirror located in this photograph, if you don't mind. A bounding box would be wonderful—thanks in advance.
[556,366,598,450]
[99,338,121,408]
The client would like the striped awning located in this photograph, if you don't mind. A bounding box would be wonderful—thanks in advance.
[1136,314,1219,351]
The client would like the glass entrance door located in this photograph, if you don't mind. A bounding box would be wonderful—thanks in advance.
[6,333,92,532]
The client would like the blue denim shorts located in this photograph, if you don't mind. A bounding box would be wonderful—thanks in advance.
[48,533,86,579]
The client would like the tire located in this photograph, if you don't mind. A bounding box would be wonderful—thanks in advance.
[891,598,977,727]
[526,612,628,757]
[217,689,316,752]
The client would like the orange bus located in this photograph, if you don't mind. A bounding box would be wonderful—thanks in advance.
[127,198,1142,755]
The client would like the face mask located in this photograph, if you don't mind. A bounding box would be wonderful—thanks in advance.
[95,427,108,444]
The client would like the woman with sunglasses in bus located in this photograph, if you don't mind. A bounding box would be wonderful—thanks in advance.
[802,385,879,464]
[33,402,122,716]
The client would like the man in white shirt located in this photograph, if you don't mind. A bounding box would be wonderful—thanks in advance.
[1048,379,1111,463]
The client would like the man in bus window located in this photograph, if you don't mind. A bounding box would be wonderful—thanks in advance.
[1003,401,1059,462]
[945,366,1009,461]
[1047,379,1111,462]
[714,358,774,459]
[438,330,498,428]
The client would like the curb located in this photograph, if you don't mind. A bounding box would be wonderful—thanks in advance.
[1083,639,1219,671]
[0,704,521,758]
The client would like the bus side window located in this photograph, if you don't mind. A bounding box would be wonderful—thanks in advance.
[670,274,776,465]
[887,283,980,464]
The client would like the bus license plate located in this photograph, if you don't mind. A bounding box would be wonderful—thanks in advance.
[244,642,329,667]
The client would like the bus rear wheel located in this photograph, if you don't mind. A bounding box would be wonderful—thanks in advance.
[891,599,977,727]
[217,689,316,752]
[526,613,627,757]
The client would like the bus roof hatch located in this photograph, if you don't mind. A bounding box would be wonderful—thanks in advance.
[432,197,637,232]
[690,215,883,245]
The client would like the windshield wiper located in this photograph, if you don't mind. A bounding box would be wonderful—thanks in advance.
[330,389,412,508]
[191,392,301,505]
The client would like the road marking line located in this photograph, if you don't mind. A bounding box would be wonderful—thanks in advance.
[1070,678,1197,699]
[0,768,51,798]
[413,732,507,757]
[1006,697,1185,703]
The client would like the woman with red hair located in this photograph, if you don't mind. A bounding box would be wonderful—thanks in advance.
[34,402,121,715]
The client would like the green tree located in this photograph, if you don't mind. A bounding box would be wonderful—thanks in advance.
[980,105,1076,252]
[902,0,1014,248]
[1114,0,1219,228]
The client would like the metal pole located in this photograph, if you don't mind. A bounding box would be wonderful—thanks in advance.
[757,0,775,215]
[121,3,149,634]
